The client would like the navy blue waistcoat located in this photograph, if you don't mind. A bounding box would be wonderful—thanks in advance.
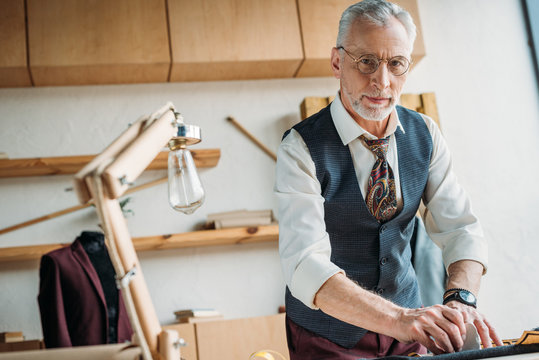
[283,104,433,348]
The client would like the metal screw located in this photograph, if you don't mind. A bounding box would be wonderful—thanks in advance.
[173,338,187,348]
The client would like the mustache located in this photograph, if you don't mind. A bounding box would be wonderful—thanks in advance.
[361,91,393,99]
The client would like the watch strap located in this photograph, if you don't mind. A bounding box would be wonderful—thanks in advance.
[443,289,477,308]
[443,288,469,299]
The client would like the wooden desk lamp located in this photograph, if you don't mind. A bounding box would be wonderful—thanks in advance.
[72,102,203,360]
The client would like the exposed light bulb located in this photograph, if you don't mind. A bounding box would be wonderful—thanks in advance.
[168,146,205,214]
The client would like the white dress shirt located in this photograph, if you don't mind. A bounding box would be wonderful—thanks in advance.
[274,93,488,309]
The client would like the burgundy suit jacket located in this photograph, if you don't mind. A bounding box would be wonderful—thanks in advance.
[37,238,133,348]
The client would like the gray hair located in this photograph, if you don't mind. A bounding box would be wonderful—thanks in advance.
[336,0,416,51]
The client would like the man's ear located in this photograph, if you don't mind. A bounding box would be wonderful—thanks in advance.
[330,47,342,79]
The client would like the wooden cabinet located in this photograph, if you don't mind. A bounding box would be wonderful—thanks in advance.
[26,0,170,86]
[167,0,303,82]
[161,323,198,360]
[295,0,426,77]
[2,0,426,86]
[162,314,288,360]
[0,0,32,87]
[195,314,288,360]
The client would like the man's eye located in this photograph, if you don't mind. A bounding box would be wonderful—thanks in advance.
[360,58,377,66]
[389,58,406,68]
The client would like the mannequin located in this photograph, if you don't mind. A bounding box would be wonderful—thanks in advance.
[38,231,132,348]
[79,231,120,344]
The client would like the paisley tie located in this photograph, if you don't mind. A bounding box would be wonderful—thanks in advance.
[361,135,397,223]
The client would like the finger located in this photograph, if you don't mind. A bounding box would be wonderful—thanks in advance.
[481,319,503,347]
[435,319,463,352]
[434,308,465,351]
[423,333,445,355]
[474,319,492,349]
[423,306,463,352]
[441,306,467,337]
[429,326,456,353]
[418,307,457,353]
[484,318,504,347]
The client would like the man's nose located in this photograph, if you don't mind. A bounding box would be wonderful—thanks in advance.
[371,62,391,89]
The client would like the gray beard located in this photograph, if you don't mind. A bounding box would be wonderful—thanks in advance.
[345,91,395,122]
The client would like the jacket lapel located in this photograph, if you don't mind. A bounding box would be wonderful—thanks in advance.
[71,238,108,312]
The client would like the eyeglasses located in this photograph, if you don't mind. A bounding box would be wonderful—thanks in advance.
[337,46,411,76]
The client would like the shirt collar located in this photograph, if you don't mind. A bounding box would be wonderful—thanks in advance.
[329,92,405,145]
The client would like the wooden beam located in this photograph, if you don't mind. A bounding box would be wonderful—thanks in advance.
[0,149,220,178]
[0,225,279,263]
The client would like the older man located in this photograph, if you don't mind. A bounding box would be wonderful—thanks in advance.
[275,0,503,358]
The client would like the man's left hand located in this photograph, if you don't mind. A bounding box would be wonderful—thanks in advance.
[445,301,503,348]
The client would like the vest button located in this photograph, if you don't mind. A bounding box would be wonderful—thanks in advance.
[380,257,388,265]
[377,288,385,295]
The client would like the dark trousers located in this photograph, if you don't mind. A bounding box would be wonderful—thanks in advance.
[286,316,427,359]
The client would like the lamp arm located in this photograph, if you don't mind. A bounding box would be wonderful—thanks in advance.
[75,103,184,360]
[102,105,177,199]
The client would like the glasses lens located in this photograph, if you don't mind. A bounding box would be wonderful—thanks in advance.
[357,55,379,74]
[388,56,410,76]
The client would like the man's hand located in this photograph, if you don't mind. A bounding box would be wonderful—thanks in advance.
[443,260,503,349]
[445,301,503,348]
[392,304,466,354]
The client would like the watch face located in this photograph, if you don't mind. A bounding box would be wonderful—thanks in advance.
[459,290,476,303]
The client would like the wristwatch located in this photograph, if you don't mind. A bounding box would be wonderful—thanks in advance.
[443,288,477,308]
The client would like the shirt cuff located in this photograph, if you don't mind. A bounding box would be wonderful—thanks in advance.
[289,253,344,310]
[441,235,489,275]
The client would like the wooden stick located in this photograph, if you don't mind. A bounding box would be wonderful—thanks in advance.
[0,175,168,236]
[226,116,277,162]
[0,203,92,236]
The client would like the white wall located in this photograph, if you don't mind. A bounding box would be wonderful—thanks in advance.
[0,0,538,341]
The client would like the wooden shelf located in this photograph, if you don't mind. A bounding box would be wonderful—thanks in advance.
[0,149,220,178]
[0,225,279,263]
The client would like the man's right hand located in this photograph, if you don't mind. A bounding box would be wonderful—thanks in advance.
[392,305,467,354]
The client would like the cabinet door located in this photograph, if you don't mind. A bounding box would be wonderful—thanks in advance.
[0,0,32,87]
[27,0,170,86]
[162,323,198,360]
[296,0,426,77]
[168,0,303,82]
[195,314,288,360]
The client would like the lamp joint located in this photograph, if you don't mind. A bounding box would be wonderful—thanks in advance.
[116,266,137,289]
[119,175,134,186]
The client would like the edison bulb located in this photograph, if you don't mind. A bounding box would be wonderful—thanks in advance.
[168,147,204,214]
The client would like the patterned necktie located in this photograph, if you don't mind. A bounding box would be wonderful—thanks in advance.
[361,135,397,223]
